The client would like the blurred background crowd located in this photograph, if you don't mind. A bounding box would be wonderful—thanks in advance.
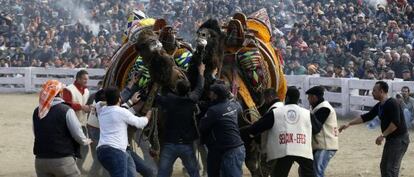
[0,0,414,80]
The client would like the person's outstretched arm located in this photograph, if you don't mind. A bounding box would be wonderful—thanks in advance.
[340,103,380,132]
[248,111,275,137]
[189,63,205,102]
[338,116,364,132]
[123,109,151,129]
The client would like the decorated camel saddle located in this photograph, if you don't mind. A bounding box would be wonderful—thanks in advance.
[190,10,287,177]
[104,11,193,95]
[102,11,197,158]
[223,10,287,121]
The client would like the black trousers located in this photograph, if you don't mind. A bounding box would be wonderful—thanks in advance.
[270,156,315,177]
[380,133,410,177]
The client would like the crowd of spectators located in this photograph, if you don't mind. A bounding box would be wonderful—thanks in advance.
[281,0,414,81]
[0,0,414,81]
[0,0,131,68]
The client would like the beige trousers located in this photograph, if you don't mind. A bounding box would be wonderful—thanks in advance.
[35,156,80,177]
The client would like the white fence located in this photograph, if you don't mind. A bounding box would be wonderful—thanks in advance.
[0,67,105,93]
[1,67,414,116]
[286,75,414,116]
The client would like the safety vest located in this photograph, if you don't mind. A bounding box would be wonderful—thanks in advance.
[266,104,313,161]
[66,84,89,126]
[261,101,284,151]
[267,102,285,113]
[311,101,339,150]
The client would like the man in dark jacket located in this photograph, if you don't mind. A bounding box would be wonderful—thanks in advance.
[33,80,91,177]
[199,83,245,177]
[155,64,205,177]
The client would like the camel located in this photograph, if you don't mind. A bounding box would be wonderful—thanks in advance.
[102,10,287,177]
[188,11,286,177]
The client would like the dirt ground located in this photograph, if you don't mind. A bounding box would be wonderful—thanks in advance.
[0,93,413,177]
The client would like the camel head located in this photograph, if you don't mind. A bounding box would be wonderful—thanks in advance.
[158,26,178,54]
[193,19,224,77]
[134,28,176,88]
[134,28,164,65]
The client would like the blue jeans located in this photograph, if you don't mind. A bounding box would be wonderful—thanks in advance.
[157,143,200,177]
[126,150,138,177]
[220,146,245,177]
[135,129,158,173]
[97,145,128,177]
[313,150,336,177]
[87,126,109,177]
[127,148,156,177]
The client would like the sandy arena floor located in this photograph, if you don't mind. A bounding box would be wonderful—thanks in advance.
[0,93,413,177]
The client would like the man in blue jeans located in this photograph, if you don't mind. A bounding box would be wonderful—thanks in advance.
[96,87,151,177]
[306,86,339,177]
[86,89,109,177]
[154,63,205,177]
[126,147,156,177]
[199,83,246,177]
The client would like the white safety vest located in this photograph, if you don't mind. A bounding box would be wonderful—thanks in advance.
[66,84,89,126]
[311,101,339,150]
[266,104,313,161]
[261,101,284,151]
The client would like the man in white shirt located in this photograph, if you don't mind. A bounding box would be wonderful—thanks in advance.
[96,86,151,177]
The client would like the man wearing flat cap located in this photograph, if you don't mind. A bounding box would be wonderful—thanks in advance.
[306,86,338,177]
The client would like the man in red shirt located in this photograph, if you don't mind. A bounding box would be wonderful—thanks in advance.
[63,70,91,173]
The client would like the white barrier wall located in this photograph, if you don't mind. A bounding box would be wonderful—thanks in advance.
[0,67,105,92]
[286,75,414,116]
[1,67,414,116]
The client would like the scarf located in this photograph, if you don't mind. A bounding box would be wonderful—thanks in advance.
[38,80,65,119]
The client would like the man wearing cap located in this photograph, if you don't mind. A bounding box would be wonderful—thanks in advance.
[246,86,316,177]
[199,83,245,177]
[306,86,338,177]
[62,70,91,172]
[33,80,91,177]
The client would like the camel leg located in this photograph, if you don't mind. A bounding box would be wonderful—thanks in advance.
[244,142,260,177]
